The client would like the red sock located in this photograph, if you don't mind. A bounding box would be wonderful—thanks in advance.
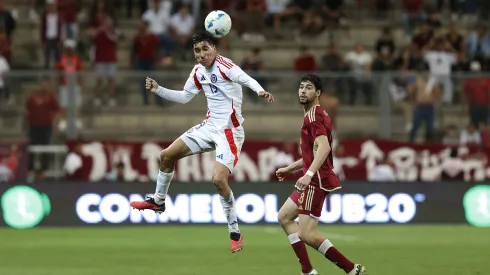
[318,239,354,273]
[288,233,313,273]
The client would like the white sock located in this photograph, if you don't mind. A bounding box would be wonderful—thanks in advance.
[219,191,240,234]
[153,171,174,204]
[287,233,301,244]
[317,239,333,255]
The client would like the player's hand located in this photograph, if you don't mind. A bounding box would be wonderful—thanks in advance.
[275,167,291,181]
[295,174,312,192]
[146,77,159,93]
[258,91,274,103]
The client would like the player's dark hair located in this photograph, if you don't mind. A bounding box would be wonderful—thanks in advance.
[300,74,323,93]
[192,31,217,47]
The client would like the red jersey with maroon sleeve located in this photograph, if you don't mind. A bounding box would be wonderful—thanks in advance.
[301,105,341,191]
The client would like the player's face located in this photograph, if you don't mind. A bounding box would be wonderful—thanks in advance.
[193,41,217,68]
[298,81,320,105]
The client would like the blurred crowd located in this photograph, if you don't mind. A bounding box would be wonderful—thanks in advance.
[2,0,490,180]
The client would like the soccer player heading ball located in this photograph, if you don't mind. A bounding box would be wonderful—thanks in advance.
[130,31,274,253]
[275,75,367,275]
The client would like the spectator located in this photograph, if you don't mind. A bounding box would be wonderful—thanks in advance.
[319,83,339,131]
[132,20,160,105]
[480,123,490,148]
[142,0,174,65]
[40,1,62,69]
[321,44,344,99]
[375,27,396,60]
[265,0,293,38]
[373,27,396,71]
[440,147,464,181]
[402,0,425,40]
[241,47,266,105]
[0,51,9,104]
[106,162,128,181]
[170,4,195,61]
[345,44,373,105]
[294,45,317,72]
[0,144,18,182]
[0,0,15,40]
[426,8,442,32]
[241,0,266,42]
[408,64,441,143]
[57,0,79,41]
[90,16,119,107]
[0,28,11,64]
[463,61,490,126]
[446,22,466,65]
[321,0,345,27]
[466,24,490,70]
[394,45,426,71]
[369,155,396,182]
[424,37,457,104]
[25,76,60,177]
[460,122,481,145]
[55,39,83,131]
[442,124,460,144]
[412,21,433,51]
[477,0,490,20]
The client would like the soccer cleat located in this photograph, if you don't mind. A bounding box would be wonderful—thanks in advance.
[130,195,166,213]
[348,264,367,275]
[302,268,318,275]
[230,236,243,253]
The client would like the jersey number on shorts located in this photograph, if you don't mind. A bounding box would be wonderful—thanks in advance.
[209,84,219,94]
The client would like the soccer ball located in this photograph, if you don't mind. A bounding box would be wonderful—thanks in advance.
[204,10,232,38]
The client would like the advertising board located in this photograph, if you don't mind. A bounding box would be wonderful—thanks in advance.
[0,182,488,228]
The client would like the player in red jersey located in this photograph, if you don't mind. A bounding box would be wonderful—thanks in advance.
[276,75,367,275]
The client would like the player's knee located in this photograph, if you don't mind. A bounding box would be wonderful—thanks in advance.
[160,148,176,164]
[298,230,313,245]
[212,174,228,190]
[277,210,292,226]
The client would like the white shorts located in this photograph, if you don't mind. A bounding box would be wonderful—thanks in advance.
[180,121,245,173]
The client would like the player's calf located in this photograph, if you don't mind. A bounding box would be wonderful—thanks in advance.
[213,162,242,252]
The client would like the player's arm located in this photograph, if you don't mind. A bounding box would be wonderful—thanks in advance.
[146,73,199,104]
[227,65,274,102]
[287,158,304,172]
[305,135,331,176]
[276,158,303,181]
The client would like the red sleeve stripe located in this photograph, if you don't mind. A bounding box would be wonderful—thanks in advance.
[218,66,231,81]
[193,67,203,91]
[216,56,233,69]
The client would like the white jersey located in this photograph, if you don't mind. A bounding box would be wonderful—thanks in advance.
[183,55,264,129]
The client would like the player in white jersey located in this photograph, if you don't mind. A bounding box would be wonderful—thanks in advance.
[130,32,274,253]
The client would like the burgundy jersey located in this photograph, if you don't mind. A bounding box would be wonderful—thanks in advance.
[301,105,341,191]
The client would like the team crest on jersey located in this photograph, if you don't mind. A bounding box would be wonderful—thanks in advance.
[211,74,217,83]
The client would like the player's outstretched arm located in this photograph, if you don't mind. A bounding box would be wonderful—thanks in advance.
[146,77,196,104]
[295,136,331,191]
[276,158,303,181]
[228,65,274,103]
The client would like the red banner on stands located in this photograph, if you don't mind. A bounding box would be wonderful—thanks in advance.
[65,139,488,182]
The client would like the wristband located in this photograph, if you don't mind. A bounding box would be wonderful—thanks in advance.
[306,170,315,177]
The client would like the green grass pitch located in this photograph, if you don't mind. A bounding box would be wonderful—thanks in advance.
[0,225,488,275]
